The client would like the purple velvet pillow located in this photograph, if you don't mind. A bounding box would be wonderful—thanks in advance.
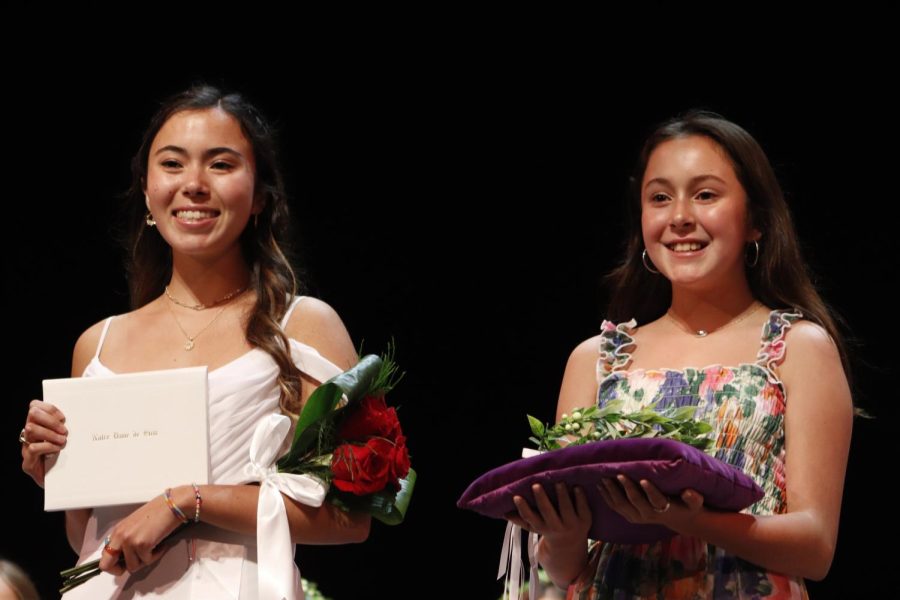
[457,438,763,543]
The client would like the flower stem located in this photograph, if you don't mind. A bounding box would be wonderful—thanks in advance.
[60,558,100,579]
[60,559,101,594]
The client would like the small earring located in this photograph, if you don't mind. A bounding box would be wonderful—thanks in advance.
[642,249,660,274]
[746,240,760,268]
[145,212,157,227]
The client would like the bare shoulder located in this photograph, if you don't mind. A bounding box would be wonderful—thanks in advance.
[569,334,604,364]
[782,319,842,369]
[555,334,604,422]
[283,296,358,371]
[779,318,849,400]
[562,333,605,388]
[71,318,109,377]
[71,304,159,376]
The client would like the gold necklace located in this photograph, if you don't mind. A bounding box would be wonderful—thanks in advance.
[164,283,249,311]
[665,301,764,338]
[165,298,231,351]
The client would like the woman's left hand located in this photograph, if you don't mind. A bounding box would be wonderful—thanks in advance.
[597,474,705,530]
[98,492,184,576]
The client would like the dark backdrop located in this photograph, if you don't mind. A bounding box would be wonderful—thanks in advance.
[3,60,895,598]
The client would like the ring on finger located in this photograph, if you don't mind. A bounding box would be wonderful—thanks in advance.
[18,428,29,446]
[103,535,122,557]
[652,499,672,513]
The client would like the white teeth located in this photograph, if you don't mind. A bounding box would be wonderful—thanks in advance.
[175,210,218,221]
[669,242,704,252]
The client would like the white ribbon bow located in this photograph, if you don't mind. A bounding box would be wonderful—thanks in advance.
[244,414,329,600]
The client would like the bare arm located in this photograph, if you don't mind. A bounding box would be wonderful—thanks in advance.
[166,483,369,545]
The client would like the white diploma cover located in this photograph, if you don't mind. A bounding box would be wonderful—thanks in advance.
[42,366,210,511]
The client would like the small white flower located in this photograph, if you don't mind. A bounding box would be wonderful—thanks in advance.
[572,411,582,420]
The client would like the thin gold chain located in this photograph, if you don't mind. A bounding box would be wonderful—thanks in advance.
[165,298,232,351]
[164,283,249,311]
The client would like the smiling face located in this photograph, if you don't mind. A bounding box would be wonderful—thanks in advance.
[144,107,262,261]
[640,135,760,291]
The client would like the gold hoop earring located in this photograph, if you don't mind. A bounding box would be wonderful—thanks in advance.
[642,249,660,274]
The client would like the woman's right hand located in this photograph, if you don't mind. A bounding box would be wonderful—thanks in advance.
[506,482,592,545]
[21,399,68,488]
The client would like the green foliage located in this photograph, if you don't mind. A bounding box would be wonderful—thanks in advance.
[528,401,713,451]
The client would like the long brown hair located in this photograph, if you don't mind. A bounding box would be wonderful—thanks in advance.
[603,109,857,392]
[118,83,306,417]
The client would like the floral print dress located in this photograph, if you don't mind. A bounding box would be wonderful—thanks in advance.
[569,308,808,600]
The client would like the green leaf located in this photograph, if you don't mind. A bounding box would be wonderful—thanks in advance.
[331,354,384,406]
[670,405,699,420]
[278,355,383,469]
[375,468,417,525]
[581,406,599,417]
[527,415,545,438]
[597,400,624,417]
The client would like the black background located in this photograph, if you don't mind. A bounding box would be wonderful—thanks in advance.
[3,49,896,598]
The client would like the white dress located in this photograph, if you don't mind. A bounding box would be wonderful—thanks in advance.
[65,295,343,600]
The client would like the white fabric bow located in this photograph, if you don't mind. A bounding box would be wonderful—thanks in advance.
[244,413,329,600]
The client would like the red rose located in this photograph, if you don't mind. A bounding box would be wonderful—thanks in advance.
[331,438,394,495]
[338,396,402,443]
[388,435,411,485]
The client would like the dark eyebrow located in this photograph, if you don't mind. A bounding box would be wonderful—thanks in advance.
[644,174,727,190]
[153,145,246,160]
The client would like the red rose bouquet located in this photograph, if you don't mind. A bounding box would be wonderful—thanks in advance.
[274,346,415,523]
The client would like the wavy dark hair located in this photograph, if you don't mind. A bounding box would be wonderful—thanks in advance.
[118,83,306,417]
[603,109,856,392]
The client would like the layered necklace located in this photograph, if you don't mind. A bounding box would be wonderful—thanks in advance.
[164,283,250,351]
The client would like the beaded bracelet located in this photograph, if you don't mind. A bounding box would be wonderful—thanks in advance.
[164,487,190,524]
[191,483,202,523]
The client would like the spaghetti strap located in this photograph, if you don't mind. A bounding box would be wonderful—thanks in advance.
[279,295,306,329]
[94,316,116,360]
